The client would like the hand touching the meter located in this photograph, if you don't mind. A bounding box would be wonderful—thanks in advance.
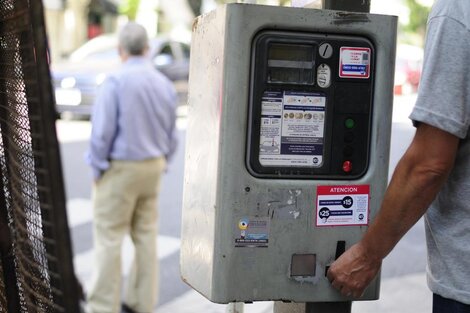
[327,242,381,298]
[326,124,460,298]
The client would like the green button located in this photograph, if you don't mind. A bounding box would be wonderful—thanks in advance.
[345,118,355,129]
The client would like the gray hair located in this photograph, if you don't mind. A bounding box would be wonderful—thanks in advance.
[118,22,149,56]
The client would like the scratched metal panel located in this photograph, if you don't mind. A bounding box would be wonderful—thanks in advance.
[181,3,397,304]
[180,7,228,297]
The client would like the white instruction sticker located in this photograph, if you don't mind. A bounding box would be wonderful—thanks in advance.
[259,91,326,168]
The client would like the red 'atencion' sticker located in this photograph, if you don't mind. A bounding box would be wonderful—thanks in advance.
[316,185,370,227]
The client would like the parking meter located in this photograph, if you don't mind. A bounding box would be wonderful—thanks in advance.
[181,3,397,304]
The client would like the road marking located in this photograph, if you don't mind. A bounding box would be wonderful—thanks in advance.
[67,198,93,228]
[157,290,273,313]
[68,198,181,289]
[56,120,92,143]
[75,234,181,289]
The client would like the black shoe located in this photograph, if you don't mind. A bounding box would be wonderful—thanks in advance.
[121,303,138,313]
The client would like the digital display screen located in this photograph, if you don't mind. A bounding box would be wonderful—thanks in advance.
[267,43,315,84]
[268,43,314,62]
[268,68,313,84]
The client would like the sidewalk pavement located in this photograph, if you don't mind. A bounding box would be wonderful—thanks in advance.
[158,271,432,313]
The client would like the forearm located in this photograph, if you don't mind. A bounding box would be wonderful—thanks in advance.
[362,143,453,261]
[327,124,459,297]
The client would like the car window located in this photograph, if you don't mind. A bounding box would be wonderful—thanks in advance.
[160,44,173,56]
[69,35,118,62]
[182,43,190,58]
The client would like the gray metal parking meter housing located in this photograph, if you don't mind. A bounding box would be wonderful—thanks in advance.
[181,3,397,304]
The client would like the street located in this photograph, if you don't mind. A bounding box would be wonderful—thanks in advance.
[58,94,431,312]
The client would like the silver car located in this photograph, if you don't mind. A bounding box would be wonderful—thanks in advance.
[51,34,190,118]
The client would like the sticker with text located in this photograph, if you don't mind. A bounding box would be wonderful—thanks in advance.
[234,217,270,248]
[316,185,370,227]
[339,47,371,79]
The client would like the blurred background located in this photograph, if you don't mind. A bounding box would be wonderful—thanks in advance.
[46,0,429,119]
[44,1,434,312]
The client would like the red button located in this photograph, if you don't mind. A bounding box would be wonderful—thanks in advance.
[342,161,352,173]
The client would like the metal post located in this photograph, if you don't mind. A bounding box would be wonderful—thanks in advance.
[274,301,352,313]
[273,1,370,313]
[273,302,305,313]
[293,0,370,13]
[306,302,352,313]
[322,0,370,13]
[226,302,245,313]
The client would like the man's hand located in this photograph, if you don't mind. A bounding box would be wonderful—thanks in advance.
[326,242,381,298]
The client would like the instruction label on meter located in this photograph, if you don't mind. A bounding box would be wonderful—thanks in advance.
[259,91,326,167]
[234,217,270,248]
[339,47,371,79]
[316,185,370,227]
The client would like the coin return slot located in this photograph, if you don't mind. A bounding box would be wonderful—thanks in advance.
[291,254,316,277]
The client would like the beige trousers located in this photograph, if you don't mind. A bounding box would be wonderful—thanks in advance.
[87,157,166,313]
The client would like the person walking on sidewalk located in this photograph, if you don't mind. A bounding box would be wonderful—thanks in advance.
[328,0,470,311]
[85,22,178,313]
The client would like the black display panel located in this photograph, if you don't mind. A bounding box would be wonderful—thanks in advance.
[246,31,375,179]
[268,43,314,61]
[267,43,315,85]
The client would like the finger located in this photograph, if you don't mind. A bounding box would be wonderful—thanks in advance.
[326,269,334,282]
[330,279,342,291]
[340,288,352,297]
[351,287,366,299]
[326,266,340,283]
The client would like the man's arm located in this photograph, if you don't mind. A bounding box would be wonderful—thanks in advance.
[87,77,119,181]
[165,86,178,162]
[327,123,460,298]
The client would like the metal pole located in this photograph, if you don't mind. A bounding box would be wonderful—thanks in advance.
[306,302,352,313]
[273,302,305,313]
[293,0,370,12]
[322,0,370,13]
[274,301,352,313]
[226,302,245,313]
[273,1,371,313]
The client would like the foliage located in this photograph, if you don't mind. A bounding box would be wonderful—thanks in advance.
[119,0,141,21]
[212,0,290,5]
[404,0,431,36]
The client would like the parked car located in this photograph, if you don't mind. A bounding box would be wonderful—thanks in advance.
[51,34,190,118]
[394,44,423,95]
